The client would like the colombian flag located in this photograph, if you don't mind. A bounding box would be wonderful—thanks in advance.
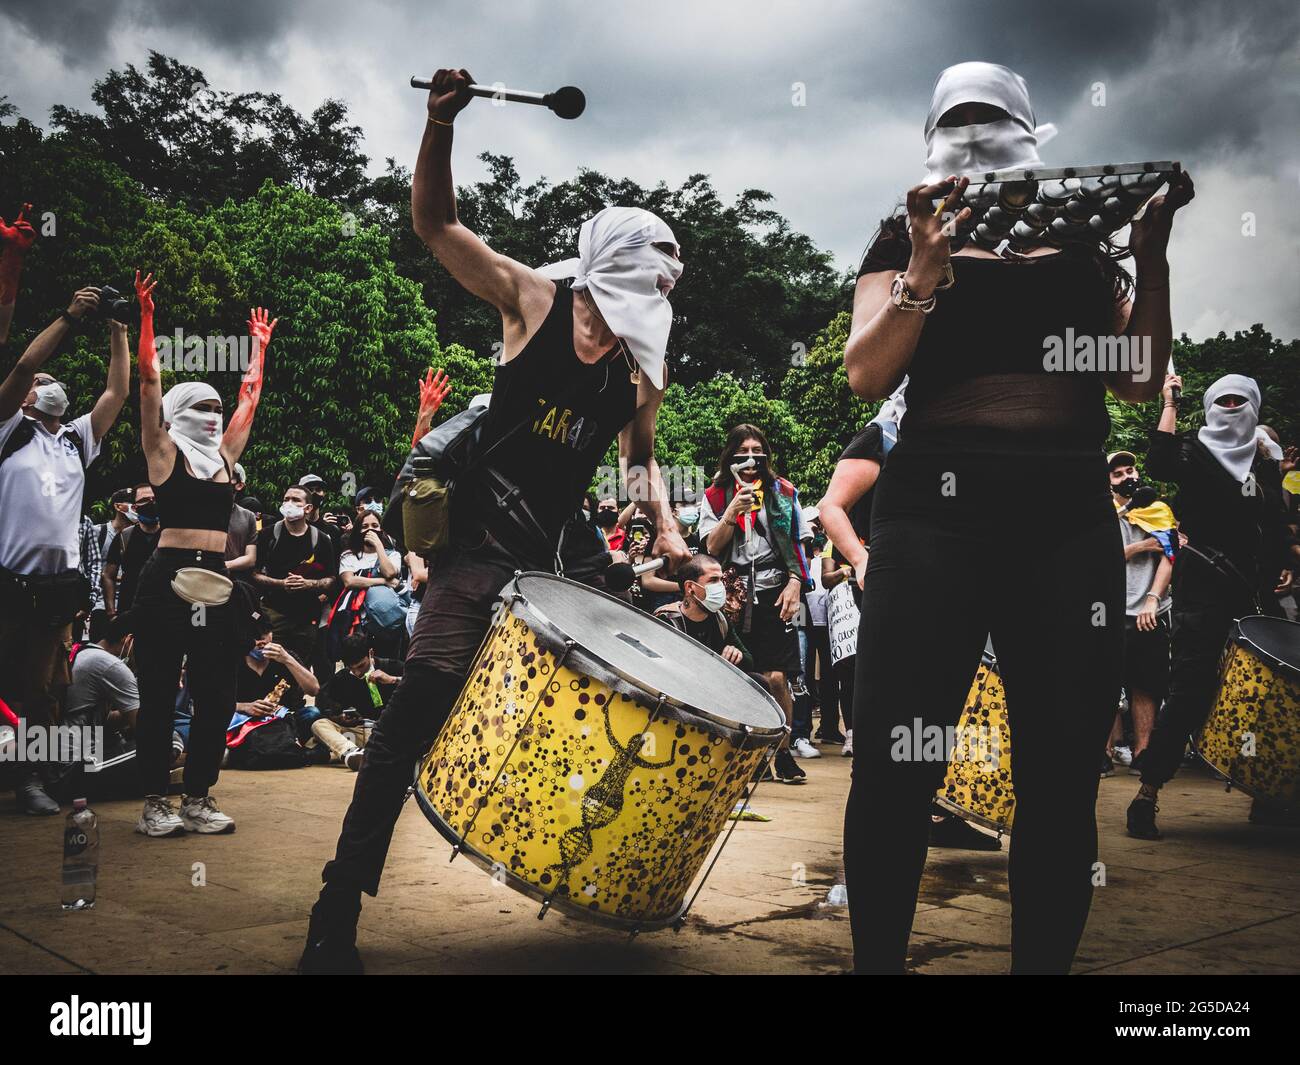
[1117,498,1178,560]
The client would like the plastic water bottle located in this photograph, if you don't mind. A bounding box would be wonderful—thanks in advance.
[61,799,98,910]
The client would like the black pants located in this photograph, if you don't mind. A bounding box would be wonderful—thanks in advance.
[833,654,855,731]
[844,434,1124,974]
[322,541,518,895]
[133,549,239,798]
[809,623,842,735]
[1138,575,1249,788]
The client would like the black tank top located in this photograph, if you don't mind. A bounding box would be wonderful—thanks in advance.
[860,243,1115,446]
[478,285,638,543]
[153,447,235,533]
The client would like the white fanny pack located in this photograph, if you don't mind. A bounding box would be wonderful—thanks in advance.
[170,567,234,606]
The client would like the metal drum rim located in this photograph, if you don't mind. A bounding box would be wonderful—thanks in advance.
[933,795,1010,836]
[412,777,684,932]
[504,570,787,740]
[1231,615,1300,682]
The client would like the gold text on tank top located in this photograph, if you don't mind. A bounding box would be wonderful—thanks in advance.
[533,397,595,450]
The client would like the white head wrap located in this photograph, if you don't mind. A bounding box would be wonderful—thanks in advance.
[537,206,683,390]
[923,61,1056,182]
[162,381,226,481]
[1197,374,1277,482]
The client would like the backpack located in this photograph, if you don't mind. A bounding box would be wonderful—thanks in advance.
[0,417,88,469]
[270,520,319,553]
[225,717,309,770]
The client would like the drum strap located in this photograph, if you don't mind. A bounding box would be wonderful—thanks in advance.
[1181,543,1260,612]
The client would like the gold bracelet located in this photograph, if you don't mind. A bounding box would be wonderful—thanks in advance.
[428,116,453,128]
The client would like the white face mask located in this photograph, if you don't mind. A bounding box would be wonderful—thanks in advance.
[280,502,305,521]
[678,507,699,527]
[922,62,1049,183]
[32,382,69,417]
[696,581,727,614]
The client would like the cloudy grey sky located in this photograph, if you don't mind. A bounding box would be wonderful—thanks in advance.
[2,0,1297,340]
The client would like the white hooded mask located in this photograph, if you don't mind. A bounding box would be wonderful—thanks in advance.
[538,206,683,390]
[1197,374,1279,482]
[163,381,226,480]
[923,61,1057,182]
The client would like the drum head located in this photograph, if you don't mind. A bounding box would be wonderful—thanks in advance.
[513,572,784,733]
[1236,616,1300,678]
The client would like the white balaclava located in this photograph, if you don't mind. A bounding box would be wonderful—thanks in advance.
[163,381,226,480]
[923,61,1056,182]
[538,206,683,390]
[1197,374,1280,482]
[32,381,70,417]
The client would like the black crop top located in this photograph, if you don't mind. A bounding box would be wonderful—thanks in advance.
[154,447,235,533]
[860,240,1117,446]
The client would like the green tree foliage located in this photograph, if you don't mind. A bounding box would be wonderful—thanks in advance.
[49,51,372,211]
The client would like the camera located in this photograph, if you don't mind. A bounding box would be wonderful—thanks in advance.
[93,285,134,324]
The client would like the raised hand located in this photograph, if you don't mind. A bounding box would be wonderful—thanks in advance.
[247,306,278,351]
[1130,169,1195,264]
[905,175,969,295]
[134,270,157,317]
[0,204,36,252]
[425,67,476,124]
[418,367,452,417]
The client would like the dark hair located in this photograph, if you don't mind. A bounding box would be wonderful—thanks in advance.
[678,552,720,588]
[349,514,392,557]
[251,613,274,636]
[340,634,371,666]
[861,211,1133,306]
[713,424,775,490]
[89,611,132,644]
[110,488,132,506]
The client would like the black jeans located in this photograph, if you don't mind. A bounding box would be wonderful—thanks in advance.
[322,541,518,895]
[809,623,841,735]
[844,433,1124,974]
[132,549,239,798]
[1138,573,1250,788]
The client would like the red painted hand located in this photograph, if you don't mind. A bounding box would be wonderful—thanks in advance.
[418,367,451,417]
[134,270,157,316]
[0,204,36,253]
[247,306,278,352]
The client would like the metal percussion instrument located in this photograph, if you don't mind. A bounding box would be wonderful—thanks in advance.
[935,161,1181,253]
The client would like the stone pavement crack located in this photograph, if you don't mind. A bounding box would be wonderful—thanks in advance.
[0,920,97,974]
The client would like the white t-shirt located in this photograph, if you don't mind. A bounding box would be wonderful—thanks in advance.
[340,548,403,576]
[806,545,831,626]
[0,411,101,574]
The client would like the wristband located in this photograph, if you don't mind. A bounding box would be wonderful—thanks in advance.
[428,116,454,128]
[59,309,81,329]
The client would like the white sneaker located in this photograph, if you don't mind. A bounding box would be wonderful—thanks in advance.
[1113,745,1134,767]
[792,737,821,759]
[842,730,854,757]
[343,747,364,771]
[136,795,185,837]
[180,794,236,834]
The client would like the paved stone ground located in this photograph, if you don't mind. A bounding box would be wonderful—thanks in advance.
[1,751,1296,974]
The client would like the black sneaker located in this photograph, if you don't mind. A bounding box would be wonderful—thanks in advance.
[929,811,1001,850]
[773,749,807,784]
[298,891,364,975]
[1248,798,1300,826]
[1126,796,1161,840]
[1100,753,1115,778]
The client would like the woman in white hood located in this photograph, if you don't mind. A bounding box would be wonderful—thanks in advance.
[840,62,1194,975]
[128,270,278,840]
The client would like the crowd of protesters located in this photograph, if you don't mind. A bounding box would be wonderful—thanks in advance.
[0,233,1297,865]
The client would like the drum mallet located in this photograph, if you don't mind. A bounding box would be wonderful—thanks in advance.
[408,76,586,119]
[605,557,666,594]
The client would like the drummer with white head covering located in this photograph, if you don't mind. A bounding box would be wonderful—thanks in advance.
[300,65,692,974]
[129,269,279,841]
[1128,369,1294,838]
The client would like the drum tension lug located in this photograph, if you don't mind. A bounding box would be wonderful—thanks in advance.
[537,899,551,921]
[449,842,462,863]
